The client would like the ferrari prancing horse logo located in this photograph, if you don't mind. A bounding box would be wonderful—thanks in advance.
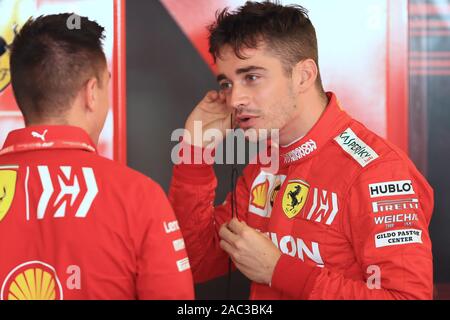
[0,167,18,222]
[282,180,310,219]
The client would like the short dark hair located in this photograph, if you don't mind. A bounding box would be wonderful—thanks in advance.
[209,1,323,89]
[10,13,106,122]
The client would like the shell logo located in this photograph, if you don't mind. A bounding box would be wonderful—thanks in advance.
[1,261,63,300]
[250,180,269,210]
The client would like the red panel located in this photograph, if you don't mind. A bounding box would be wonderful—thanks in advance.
[113,0,127,165]
[161,0,227,71]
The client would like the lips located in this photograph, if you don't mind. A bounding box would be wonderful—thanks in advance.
[236,115,259,128]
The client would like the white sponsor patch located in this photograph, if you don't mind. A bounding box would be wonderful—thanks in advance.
[35,166,98,220]
[248,171,286,218]
[369,180,415,198]
[334,128,379,167]
[374,213,418,225]
[282,139,317,165]
[372,198,419,213]
[176,257,191,272]
[164,220,180,234]
[172,238,185,252]
[375,229,422,248]
[304,188,339,226]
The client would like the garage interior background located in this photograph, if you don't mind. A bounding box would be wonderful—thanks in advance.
[0,0,449,299]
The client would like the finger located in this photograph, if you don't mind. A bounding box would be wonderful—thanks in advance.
[233,260,249,273]
[233,261,255,281]
[219,223,240,244]
[204,90,219,103]
[227,218,246,235]
[218,90,226,103]
[232,259,245,272]
[220,239,237,257]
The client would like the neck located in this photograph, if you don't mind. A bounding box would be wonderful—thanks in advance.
[279,91,329,146]
[27,117,68,127]
[27,116,97,145]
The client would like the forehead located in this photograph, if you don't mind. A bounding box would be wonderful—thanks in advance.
[215,44,283,73]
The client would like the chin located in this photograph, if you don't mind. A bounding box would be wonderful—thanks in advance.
[240,127,271,143]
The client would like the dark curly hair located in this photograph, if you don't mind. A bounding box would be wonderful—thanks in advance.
[209,1,323,90]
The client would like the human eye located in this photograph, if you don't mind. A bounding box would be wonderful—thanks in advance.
[219,81,233,91]
[244,74,261,84]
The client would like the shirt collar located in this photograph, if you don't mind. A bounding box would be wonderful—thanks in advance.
[0,125,97,156]
[278,92,352,167]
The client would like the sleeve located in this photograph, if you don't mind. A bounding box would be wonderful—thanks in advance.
[135,181,195,300]
[168,143,251,283]
[270,159,434,300]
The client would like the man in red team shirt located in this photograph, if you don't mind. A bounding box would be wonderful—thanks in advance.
[0,14,194,300]
[169,2,434,299]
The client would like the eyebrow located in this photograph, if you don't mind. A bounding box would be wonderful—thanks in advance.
[216,66,267,82]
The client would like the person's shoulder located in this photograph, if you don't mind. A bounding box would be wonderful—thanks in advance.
[335,120,432,198]
[333,119,413,170]
[88,154,160,189]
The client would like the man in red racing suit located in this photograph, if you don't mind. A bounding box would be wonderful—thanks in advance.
[168,2,434,300]
[170,93,434,299]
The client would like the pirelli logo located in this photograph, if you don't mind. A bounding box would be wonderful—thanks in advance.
[372,198,419,213]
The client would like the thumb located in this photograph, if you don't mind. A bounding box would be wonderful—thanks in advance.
[204,90,219,103]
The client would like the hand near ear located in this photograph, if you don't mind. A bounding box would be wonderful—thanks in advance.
[184,90,232,148]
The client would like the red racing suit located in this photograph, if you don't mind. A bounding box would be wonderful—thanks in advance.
[169,92,434,300]
[0,126,194,300]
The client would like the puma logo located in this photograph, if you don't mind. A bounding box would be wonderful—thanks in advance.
[31,129,48,142]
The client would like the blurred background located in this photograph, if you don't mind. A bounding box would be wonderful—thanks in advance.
[1,0,449,299]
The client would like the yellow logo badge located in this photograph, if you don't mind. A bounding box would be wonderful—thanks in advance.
[282,180,310,218]
[0,0,32,92]
[0,35,11,92]
[1,261,63,300]
[250,180,269,210]
[0,169,17,222]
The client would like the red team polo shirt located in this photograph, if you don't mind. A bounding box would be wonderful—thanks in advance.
[0,126,194,300]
